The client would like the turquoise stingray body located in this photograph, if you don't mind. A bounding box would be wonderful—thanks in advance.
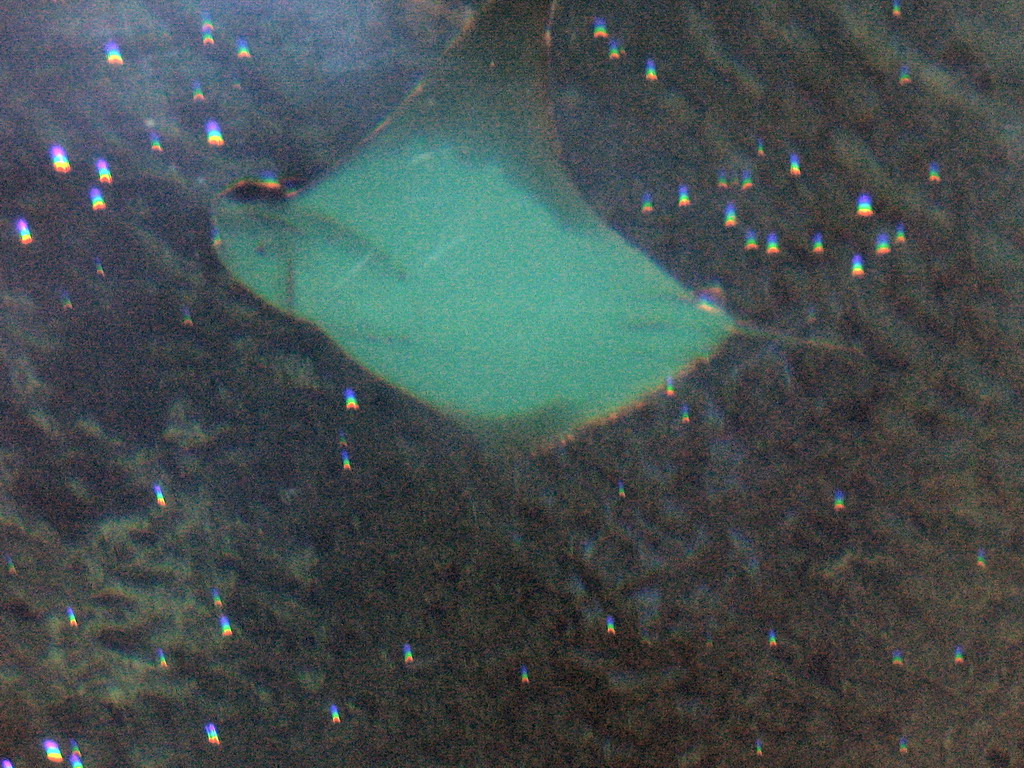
[214,0,733,445]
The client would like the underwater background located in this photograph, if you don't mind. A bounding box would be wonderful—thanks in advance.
[2,0,1024,766]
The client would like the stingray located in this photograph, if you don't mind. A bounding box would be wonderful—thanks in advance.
[214,0,734,447]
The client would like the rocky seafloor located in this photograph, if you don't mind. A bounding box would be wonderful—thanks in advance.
[2,0,1024,766]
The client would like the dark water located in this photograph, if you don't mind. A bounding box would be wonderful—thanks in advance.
[1,0,1023,766]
